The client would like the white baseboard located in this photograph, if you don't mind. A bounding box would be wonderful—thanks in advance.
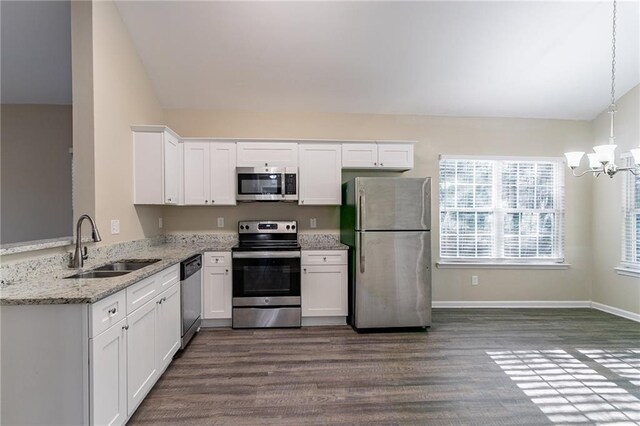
[432,300,591,309]
[591,302,640,323]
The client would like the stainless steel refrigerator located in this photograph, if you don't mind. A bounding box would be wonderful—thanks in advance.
[340,177,431,331]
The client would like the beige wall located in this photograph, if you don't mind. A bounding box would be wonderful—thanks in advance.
[1,105,73,244]
[91,0,164,245]
[164,110,594,303]
[591,85,640,315]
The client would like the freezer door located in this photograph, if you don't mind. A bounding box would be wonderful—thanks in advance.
[354,231,431,329]
[356,178,430,231]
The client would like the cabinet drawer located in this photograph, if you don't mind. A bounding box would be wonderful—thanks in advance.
[204,252,231,267]
[90,290,127,338]
[302,251,347,265]
[157,264,180,293]
[126,275,159,315]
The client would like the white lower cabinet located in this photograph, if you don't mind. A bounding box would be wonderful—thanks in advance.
[90,318,127,426]
[90,266,182,424]
[156,283,181,370]
[126,297,158,415]
[301,250,348,318]
[202,252,232,319]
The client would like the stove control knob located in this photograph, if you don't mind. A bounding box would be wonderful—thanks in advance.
[291,225,296,230]
[286,225,290,230]
[264,298,270,304]
[239,225,244,230]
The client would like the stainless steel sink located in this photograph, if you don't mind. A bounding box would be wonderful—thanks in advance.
[93,259,161,272]
[65,270,132,279]
[65,259,161,279]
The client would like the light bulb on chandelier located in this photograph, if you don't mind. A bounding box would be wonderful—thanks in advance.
[563,0,640,178]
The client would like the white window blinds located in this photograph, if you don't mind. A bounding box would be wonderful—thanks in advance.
[622,156,640,267]
[440,156,565,262]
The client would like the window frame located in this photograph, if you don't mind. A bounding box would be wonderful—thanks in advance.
[616,154,640,277]
[438,155,567,268]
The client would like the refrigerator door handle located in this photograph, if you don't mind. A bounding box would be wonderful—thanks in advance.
[359,190,366,230]
[359,232,365,273]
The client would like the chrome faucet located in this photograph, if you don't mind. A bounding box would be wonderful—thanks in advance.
[69,214,102,268]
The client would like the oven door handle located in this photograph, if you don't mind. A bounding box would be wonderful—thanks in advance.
[232,251,301,259]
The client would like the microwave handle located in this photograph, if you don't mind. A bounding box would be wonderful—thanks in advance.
[281,173,286,198]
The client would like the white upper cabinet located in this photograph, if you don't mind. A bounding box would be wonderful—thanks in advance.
[299,144,342,205]
[133,127,180,204]
[236,142,298,167]
[183,142,210,205]
[209,143,237,205]
[342,142,414,171]
[342,143,378,168]
[377,143,414,170]
[184,141,236,205]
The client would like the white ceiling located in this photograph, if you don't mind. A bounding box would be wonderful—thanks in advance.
[116,1,639,120]
[1,1,72,105]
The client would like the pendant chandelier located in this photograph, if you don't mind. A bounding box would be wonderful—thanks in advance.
[564,0,640,178]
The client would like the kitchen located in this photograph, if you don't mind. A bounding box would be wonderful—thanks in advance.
[1,1,640,425]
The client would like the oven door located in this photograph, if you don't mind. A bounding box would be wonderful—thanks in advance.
[236,168,285,201]
[232,251,301,306]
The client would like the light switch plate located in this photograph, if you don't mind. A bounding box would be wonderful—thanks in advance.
[158,217,163,229]
[111,219,120,235]
[471,275,479,286]
[310,218,317,228]
[217,217,224,228]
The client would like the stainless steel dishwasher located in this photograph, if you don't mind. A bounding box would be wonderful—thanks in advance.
[180,254,202,349]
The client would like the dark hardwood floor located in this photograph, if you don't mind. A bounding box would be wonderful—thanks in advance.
[129,309,640,425]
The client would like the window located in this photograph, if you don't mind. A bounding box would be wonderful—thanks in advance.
[621,156,640,269]
[439,156,565,263]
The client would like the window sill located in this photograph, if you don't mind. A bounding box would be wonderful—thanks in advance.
[614,265,640,278]
[436,261,571,270]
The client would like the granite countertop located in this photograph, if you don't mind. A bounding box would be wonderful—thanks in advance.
[300,241,349,250]
[0,242,234,306]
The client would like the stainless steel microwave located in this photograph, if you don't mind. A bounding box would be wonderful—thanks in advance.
[236,167,298,202]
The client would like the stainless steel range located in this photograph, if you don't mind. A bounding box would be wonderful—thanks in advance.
[231,220,301,328]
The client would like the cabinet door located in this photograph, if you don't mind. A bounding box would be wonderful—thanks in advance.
[156,283,181,371]
[301,265,348,317]
[377,143,414,170]
[133,132,163,204]
[202,266,232,319]
[184,142,210,205]
[209,142,237,205]
[237,142,298,167]
[90,319,127,426]
[299,144,342,205]
[163,132,179,204]
[127,299,158,415]
[341,143,378,168]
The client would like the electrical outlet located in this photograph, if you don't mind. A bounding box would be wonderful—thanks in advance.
[471,275,479,286]
[310,218,317,228]
[158,217,163,229]
[217,217,224,228]
[110,219,120,235]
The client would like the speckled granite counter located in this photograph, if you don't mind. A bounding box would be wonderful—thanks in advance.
[299,234,348,251]
[0,237,236,306]
[0,233,351,305]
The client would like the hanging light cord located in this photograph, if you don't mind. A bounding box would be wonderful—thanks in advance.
[608,0,617,142]
[610,0,617,107]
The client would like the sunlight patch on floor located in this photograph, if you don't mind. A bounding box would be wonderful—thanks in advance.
[487,349,640,424]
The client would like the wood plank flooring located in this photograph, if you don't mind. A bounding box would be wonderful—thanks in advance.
[129,309,640,425]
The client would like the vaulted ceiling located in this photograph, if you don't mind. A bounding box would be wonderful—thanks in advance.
[116,1,639,120]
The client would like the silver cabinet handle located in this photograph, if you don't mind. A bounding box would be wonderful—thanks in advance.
[108,307,117,316]
[122,324,129,330]
[157,297,166,304]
